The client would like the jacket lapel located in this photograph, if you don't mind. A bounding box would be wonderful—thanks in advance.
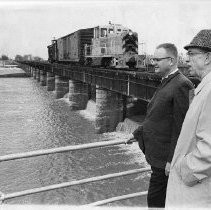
[147,71,180,111]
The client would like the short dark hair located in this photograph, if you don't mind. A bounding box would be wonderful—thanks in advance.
[156,43,178,58]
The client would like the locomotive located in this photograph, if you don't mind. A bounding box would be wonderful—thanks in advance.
[47,22,146,69]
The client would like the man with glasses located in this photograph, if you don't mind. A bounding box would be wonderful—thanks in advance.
[125,43,194,208]
[166,30,211,208]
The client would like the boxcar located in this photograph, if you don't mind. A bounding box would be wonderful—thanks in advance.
[57,27,94,63]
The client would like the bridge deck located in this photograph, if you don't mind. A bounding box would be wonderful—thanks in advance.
[19,61,161,101]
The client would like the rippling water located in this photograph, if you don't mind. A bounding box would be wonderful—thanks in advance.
[0,73,149,206]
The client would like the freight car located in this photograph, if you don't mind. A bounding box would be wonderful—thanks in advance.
[48,27,94,64]
[48,22,146,68]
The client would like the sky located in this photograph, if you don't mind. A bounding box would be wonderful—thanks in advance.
[0,0,211,60]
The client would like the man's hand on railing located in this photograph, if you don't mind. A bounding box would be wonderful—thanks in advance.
[124,134,136,144]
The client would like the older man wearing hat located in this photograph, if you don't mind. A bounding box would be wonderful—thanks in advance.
[166,29,211,207]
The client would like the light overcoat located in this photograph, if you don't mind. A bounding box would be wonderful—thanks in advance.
[166,72,211,208]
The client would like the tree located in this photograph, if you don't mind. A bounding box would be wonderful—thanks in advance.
[23,54,32,61]
[33,56,43,61]
[15,54,44,61]
[1,54,9,60]
[15,55,23,61]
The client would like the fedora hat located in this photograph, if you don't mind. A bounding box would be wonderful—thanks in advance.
[184,29,211,51]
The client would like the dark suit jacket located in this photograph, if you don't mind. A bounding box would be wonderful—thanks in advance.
[133,71,194,169]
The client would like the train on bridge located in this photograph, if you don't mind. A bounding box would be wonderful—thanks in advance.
[47,22,146,69]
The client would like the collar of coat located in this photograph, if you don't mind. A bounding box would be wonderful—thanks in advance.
[162,68,179,80]
[194,71,211,95]
[160,70,180,88]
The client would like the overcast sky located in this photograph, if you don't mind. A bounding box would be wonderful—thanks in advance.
[0,0,211,59]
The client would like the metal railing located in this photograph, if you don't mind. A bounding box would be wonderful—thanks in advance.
[0,138,151,205]
[0,139,135,162]
[87,191,148,206]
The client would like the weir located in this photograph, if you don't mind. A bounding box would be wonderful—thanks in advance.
[0,69,150,205]
[18,61,161,133]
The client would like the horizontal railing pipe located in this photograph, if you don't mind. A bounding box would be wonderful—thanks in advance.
[87,191,148,206]
[0,139,136,162]
[0,167,151,202]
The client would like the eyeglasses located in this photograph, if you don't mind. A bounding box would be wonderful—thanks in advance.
[186,51,208,57]
[150,57,173,64]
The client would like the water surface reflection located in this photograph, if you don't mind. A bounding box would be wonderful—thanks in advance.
[0,76,149,206]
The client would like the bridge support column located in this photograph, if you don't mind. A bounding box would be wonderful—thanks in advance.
[33,68,37,79]
[95,86,123,133]
[47,72,55,91]
[24,66,31,76]
[40,70,47,86]
[29,67,33,77]
[36,69,40,82]
[69,80,89,110]
[55,75,69,99]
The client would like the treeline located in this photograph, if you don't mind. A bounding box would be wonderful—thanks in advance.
[0,54,9,61]
[15,54,44,61]
[0,54,44,61]
[0,55,17,65]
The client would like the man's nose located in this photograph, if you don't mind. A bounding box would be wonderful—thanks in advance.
[185,56,190,64]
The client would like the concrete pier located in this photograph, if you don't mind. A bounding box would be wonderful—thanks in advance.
[69,80,89,110]
[33,69,37,79]
[40,70,47,86]
[28,66,32,77]
[30,67,33,77]
[55,75,69,99]
[23,66,31,77]
[28,67,32,77]
[36,69,40,82]
[95,86,123,133]
[47,72,55,91]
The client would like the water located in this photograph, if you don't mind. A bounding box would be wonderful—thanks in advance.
[0,71,149,206]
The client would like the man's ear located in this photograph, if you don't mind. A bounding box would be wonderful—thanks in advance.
[169,57,175,66]
[205,52,211,65]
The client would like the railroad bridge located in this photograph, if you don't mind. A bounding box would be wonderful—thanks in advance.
[19,61,162,133]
